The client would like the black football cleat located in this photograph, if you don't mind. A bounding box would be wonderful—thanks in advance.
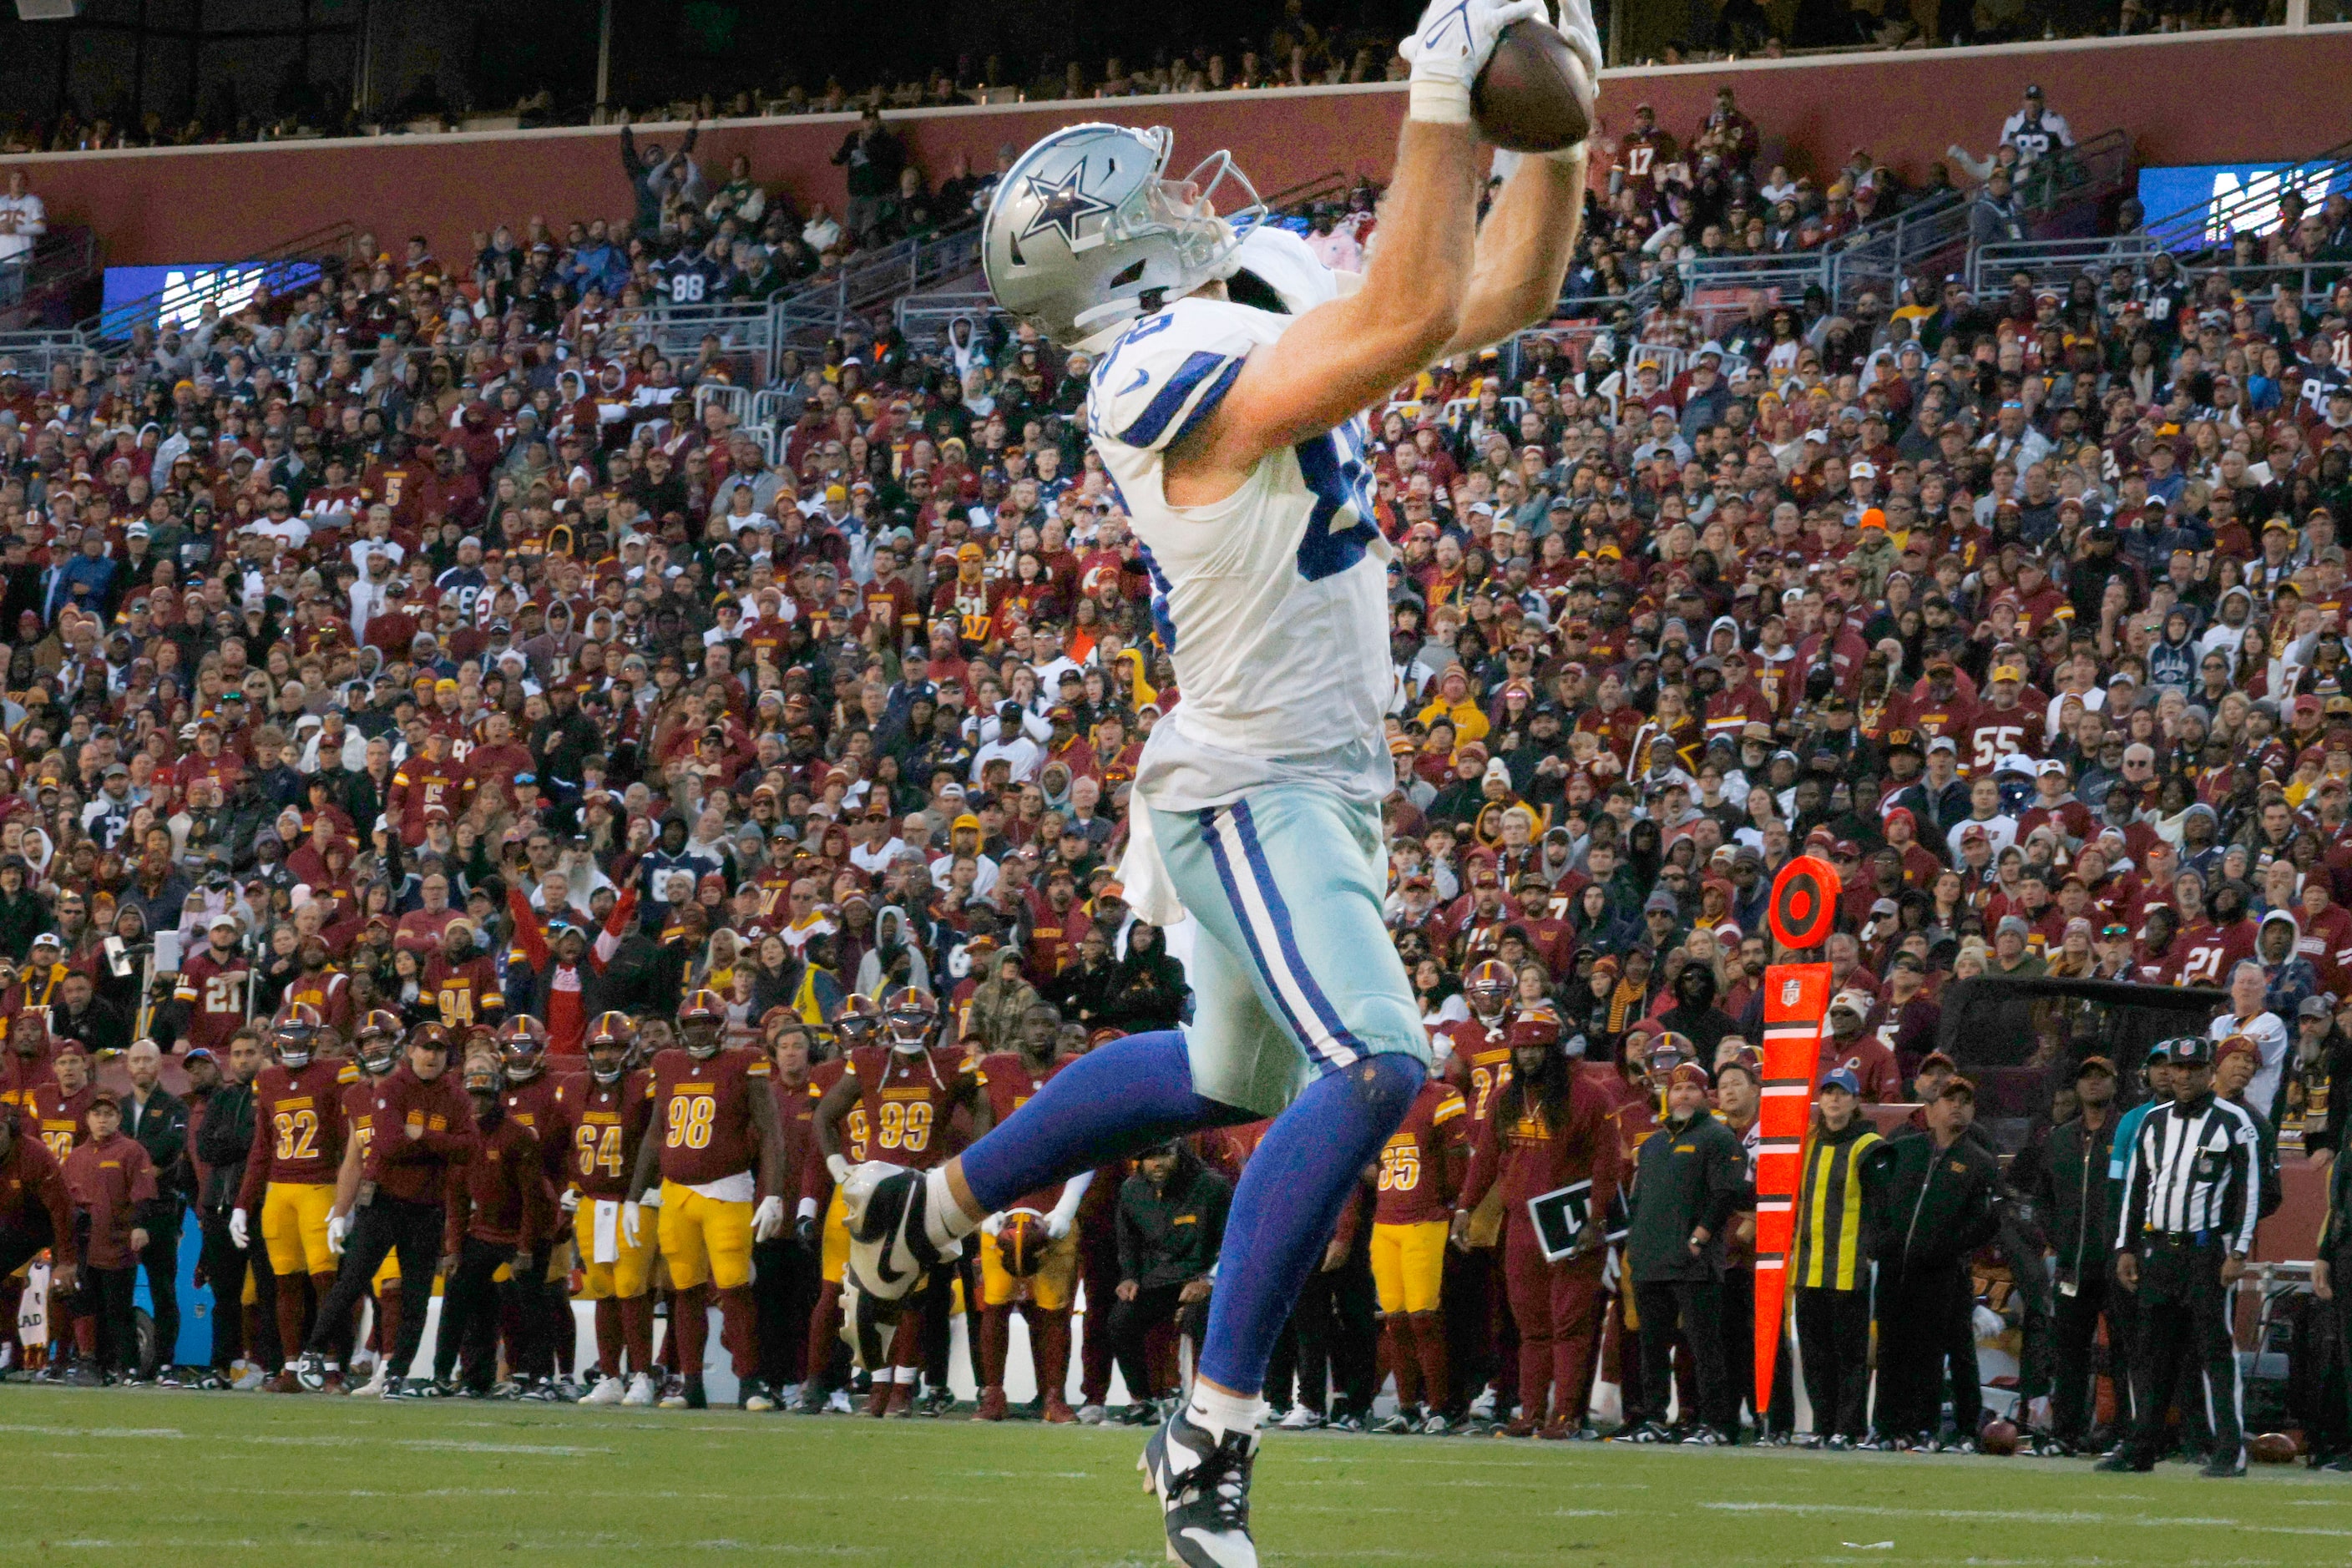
[1140,1404,1259,1567]
[839,1161,955,1303]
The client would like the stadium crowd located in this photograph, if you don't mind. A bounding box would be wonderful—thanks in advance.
[0,67,2347,1470]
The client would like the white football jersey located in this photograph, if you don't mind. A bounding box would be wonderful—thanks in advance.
[1086,227,1393,811]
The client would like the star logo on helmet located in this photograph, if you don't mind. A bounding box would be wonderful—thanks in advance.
[1017,164,1113,246]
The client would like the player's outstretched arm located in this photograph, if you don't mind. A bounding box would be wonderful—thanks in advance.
[1169,0,1539,500]
[1443,0,1599,356]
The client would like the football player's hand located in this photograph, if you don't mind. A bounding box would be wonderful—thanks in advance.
[50,1262,74,1293]
[752,1196,786,1243]
[131,1227,149,1254]
[228,1207,250,1251]
[440,1253,461,1280]
[1115,1279,1139,1302]
[1554,0,1603,81]
[1178,1277,1212,1305]
[2318,1258,2335,1302]
[1449,1209,1473,1251]
[1322,1237,1349,1272]
[1400,0,1550,94]
[621,1201,644,1247]
[559,1187,581,1215]
[326,1212,350,1256]
[1043,1211,1071,1242]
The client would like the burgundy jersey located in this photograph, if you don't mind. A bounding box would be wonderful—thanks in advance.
[1373,1078,1468,1227]
[424,953,505,1033]
[502,1070,569,1184]
[554,1068,653,1201]
[844,1044,974,1174]
[1437,1014,1515,1146]
[649,1045,771,1186]
[237,1058,357,1208]
[977,1050,1070,1211]
[341,1075,388,1171]
[174,949,254,1055]
[25,1081,94,1161]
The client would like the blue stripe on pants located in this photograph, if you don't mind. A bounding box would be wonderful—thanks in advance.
[1226,799,1364,1070]
[1197,805,1328,1066]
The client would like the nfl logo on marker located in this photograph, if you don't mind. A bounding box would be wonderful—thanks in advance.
[1780,979,1800,1004]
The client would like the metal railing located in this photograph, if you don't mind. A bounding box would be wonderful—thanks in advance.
[623,301,781,385]
[2146,135,2352,255]
[1684,251,1831,301]
[0,225,99,331]
[1968,233,2157,294]
[1824,190,1970,311]
[767,223,984,349]
[895,289,1009,348]
[2180,258,2350,310]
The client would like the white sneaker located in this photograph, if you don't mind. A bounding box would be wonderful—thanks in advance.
[620,1372,657,1408]
[827,1388,854,1414]
[352,1367,389,1399]
[232,1368,267,1392]
[1468,1388,1497,1420]
[1277,1405,1324,1430]
[582,1374,627,1406]
[1077,1403,1108,1425]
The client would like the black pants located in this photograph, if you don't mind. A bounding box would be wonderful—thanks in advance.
[198,1207,277,1372]
[1720,1265,1796,1437]
[84,1264,139,1374]
[2122,1237,2243,1465]
[1794,1286,1874,1439]
[1440,1245,1499,1415]
[2001,1215,2055,1406]
[752,1236,822,1388]
[1875,1261,1979,1439]
[437,1237,531,1392]
[133,1215,181,1377]
[1287,1252,1377,1417]
[2051,1263,2127,1446]
[1633,1277,1730,1431]
[307,1194,442,1379]
[1109,1282,1210,1404]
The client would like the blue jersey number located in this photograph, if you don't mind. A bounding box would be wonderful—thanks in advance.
[1294,417,1378,582]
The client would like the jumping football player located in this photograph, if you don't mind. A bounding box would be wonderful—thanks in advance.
[833,0,1596,1555]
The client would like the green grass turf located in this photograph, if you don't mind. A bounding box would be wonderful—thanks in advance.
[3,1386,2350,1566]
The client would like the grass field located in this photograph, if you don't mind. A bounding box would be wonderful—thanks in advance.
[3,1386,2350,1567]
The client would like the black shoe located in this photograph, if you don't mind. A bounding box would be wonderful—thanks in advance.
[2200,1450,2247,1479]
[918,1386,955,1419]
[394,1378,451,1399]
[840,1164,948,1303]
[2093,1452,2151,1473]
[682,1373,707,1411]
[739,1378,774,1413]
[295,1349,329,1393]
[1119,1401,1158,1427]
[1140,1403,1258,1568]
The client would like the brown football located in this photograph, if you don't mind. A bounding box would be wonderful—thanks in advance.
[1471,20,1595,154]
[997,1211,1052,1277]
[1979,1419,2021,1455]
[2248,1431,2299,1464]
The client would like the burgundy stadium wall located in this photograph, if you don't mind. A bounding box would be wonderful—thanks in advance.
[10,25,2352,271]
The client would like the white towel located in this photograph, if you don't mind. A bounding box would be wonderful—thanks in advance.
[591,1198,620,1264]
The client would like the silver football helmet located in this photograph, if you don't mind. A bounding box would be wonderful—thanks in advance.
[981,123,1264,351]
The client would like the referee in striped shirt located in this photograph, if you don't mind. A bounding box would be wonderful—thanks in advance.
[2098,1034,2262,1478]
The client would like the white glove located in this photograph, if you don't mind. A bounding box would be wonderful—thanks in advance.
[1399,0,1550,122]
[228,1207,250,1251]
[1972,1305,2005,1340]
[621,1201,644,1247]
[1044,1211,1073,1242]
[326,1212,350,1257]
[639,1186,662,1209]
[1555,0,1603,81]
[559,1187,581,1214]
[752,1195,786,1242]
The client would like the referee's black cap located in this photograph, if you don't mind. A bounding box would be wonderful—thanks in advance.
[2163,1034,2213,1067]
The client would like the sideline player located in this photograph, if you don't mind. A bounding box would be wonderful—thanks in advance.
[230,1004,353,1391]
[813,987,991,1416]
[497,1015,576,1399]
[569,1011,661,1405]
[974,1002,1090,1422]
[625,989,789,1411]
[334,1011,408,1396]
[835,1,1595,1554]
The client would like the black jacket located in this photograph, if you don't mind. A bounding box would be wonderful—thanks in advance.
[1624,1110,1749,1283]
[1875,1127,2002,1272]
[119,1085,191,1213]
[1116,1149,1232,1292]
[2031,1109,2117,1287]
[195,1080,258,1213]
